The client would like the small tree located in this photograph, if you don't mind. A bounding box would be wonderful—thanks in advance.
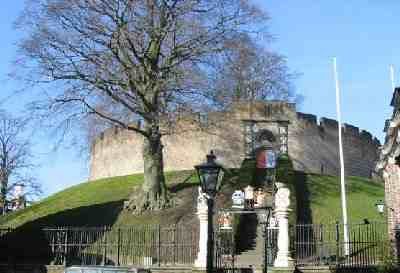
[14,0,269,212]
[0,112,40,214]
[210,34,298,109]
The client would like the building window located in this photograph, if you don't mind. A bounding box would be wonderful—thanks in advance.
[396,155,400,167]
[244,122,256,157]
[279,125,288,154]
[265,104,273,117]
[257,129,276,144]
[199,113,208,127]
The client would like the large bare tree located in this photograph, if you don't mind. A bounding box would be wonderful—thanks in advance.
[0,112,40,215]
[14,0,269,212]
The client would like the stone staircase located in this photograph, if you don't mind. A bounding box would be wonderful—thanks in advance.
[221,162,276,271]
[233,186,275,270]
[235,220,265,268]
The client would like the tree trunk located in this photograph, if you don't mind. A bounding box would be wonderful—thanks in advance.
[127,129,169,213]
[142,134,168,208]
[0,177,7,215]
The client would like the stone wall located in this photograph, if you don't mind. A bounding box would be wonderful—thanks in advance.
[0,265,194,273]
[292,113,380,178]
[0,264,65,273]
[89,101,380,180]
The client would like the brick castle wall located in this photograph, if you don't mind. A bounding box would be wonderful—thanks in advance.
[89,102,380,180]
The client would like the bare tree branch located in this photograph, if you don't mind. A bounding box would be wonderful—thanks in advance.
[14,0,272,212]
[0,111,40,214]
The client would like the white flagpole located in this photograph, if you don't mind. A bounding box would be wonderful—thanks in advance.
[333,57,350,256]
[390,65,395,91]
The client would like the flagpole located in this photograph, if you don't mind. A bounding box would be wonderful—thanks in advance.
[333,57,350,256]
[390,65,395,91]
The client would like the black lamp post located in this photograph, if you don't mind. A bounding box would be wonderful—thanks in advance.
[195,150,222,273]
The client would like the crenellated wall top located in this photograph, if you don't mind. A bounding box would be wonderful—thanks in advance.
[93,101,381,148]
[296,111,380,147]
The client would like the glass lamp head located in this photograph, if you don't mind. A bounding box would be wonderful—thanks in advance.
[195,150,222,198]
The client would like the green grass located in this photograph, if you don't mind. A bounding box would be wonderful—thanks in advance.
[295,172,385,224]
[0,170,199,229]
[0,168,385,229]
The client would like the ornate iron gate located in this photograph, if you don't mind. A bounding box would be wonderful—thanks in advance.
[264,226,278,267]
[215,228,236,272]
[214,208,276,273]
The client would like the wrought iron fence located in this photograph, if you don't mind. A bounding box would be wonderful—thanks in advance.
[0,221,392,269]
[215,229,236,272]
[264,227,278,266]
[294,222,391,267]
[0,227,12,237]
[0,224,198,267]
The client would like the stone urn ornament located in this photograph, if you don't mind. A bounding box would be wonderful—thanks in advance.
[219,212,233,230]
[254,188,266,208]
[244,185,255,209]
[232,190,245,209]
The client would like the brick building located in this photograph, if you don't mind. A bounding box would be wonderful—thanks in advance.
[376,87,400,250]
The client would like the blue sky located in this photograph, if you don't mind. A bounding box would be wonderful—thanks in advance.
[0,1,398,197]
[258,0,398,138]
[0,1,88,197]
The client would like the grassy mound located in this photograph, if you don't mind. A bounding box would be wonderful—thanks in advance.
[0,170,199,229]
[296,173,385,223]
[0,168,384,229]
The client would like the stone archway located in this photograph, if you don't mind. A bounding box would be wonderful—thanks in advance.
[243,122,287,158]
[254,129,278,166]
[254,129,277,150]
[252,129,279,187]
[257,129,276,142]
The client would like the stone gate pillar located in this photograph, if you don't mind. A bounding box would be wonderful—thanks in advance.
[194,187,208,269]
[273,182,295,268]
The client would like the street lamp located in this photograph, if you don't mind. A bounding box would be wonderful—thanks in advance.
[195,151,222,198]
[195,150,222,273]
[375,200,385,214]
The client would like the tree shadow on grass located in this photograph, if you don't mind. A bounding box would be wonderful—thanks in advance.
[293,171,319,266]
[168,170,199,193]
[234,213,258,253]
[169,181,198,193]
[237,159,257,187]
[294,171,313,224]
[0,201,123,265]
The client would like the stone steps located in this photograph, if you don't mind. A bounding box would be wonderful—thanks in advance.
[229,171,275,269]
[234,191,274,267]
[235,225,265,267]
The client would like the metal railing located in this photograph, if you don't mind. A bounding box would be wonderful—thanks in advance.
[0,225,199,267]
[265,227,278,266]
[0,221,393,269]
[0,227,12,237]
[215,229,236,272]
[294,222,391,267]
